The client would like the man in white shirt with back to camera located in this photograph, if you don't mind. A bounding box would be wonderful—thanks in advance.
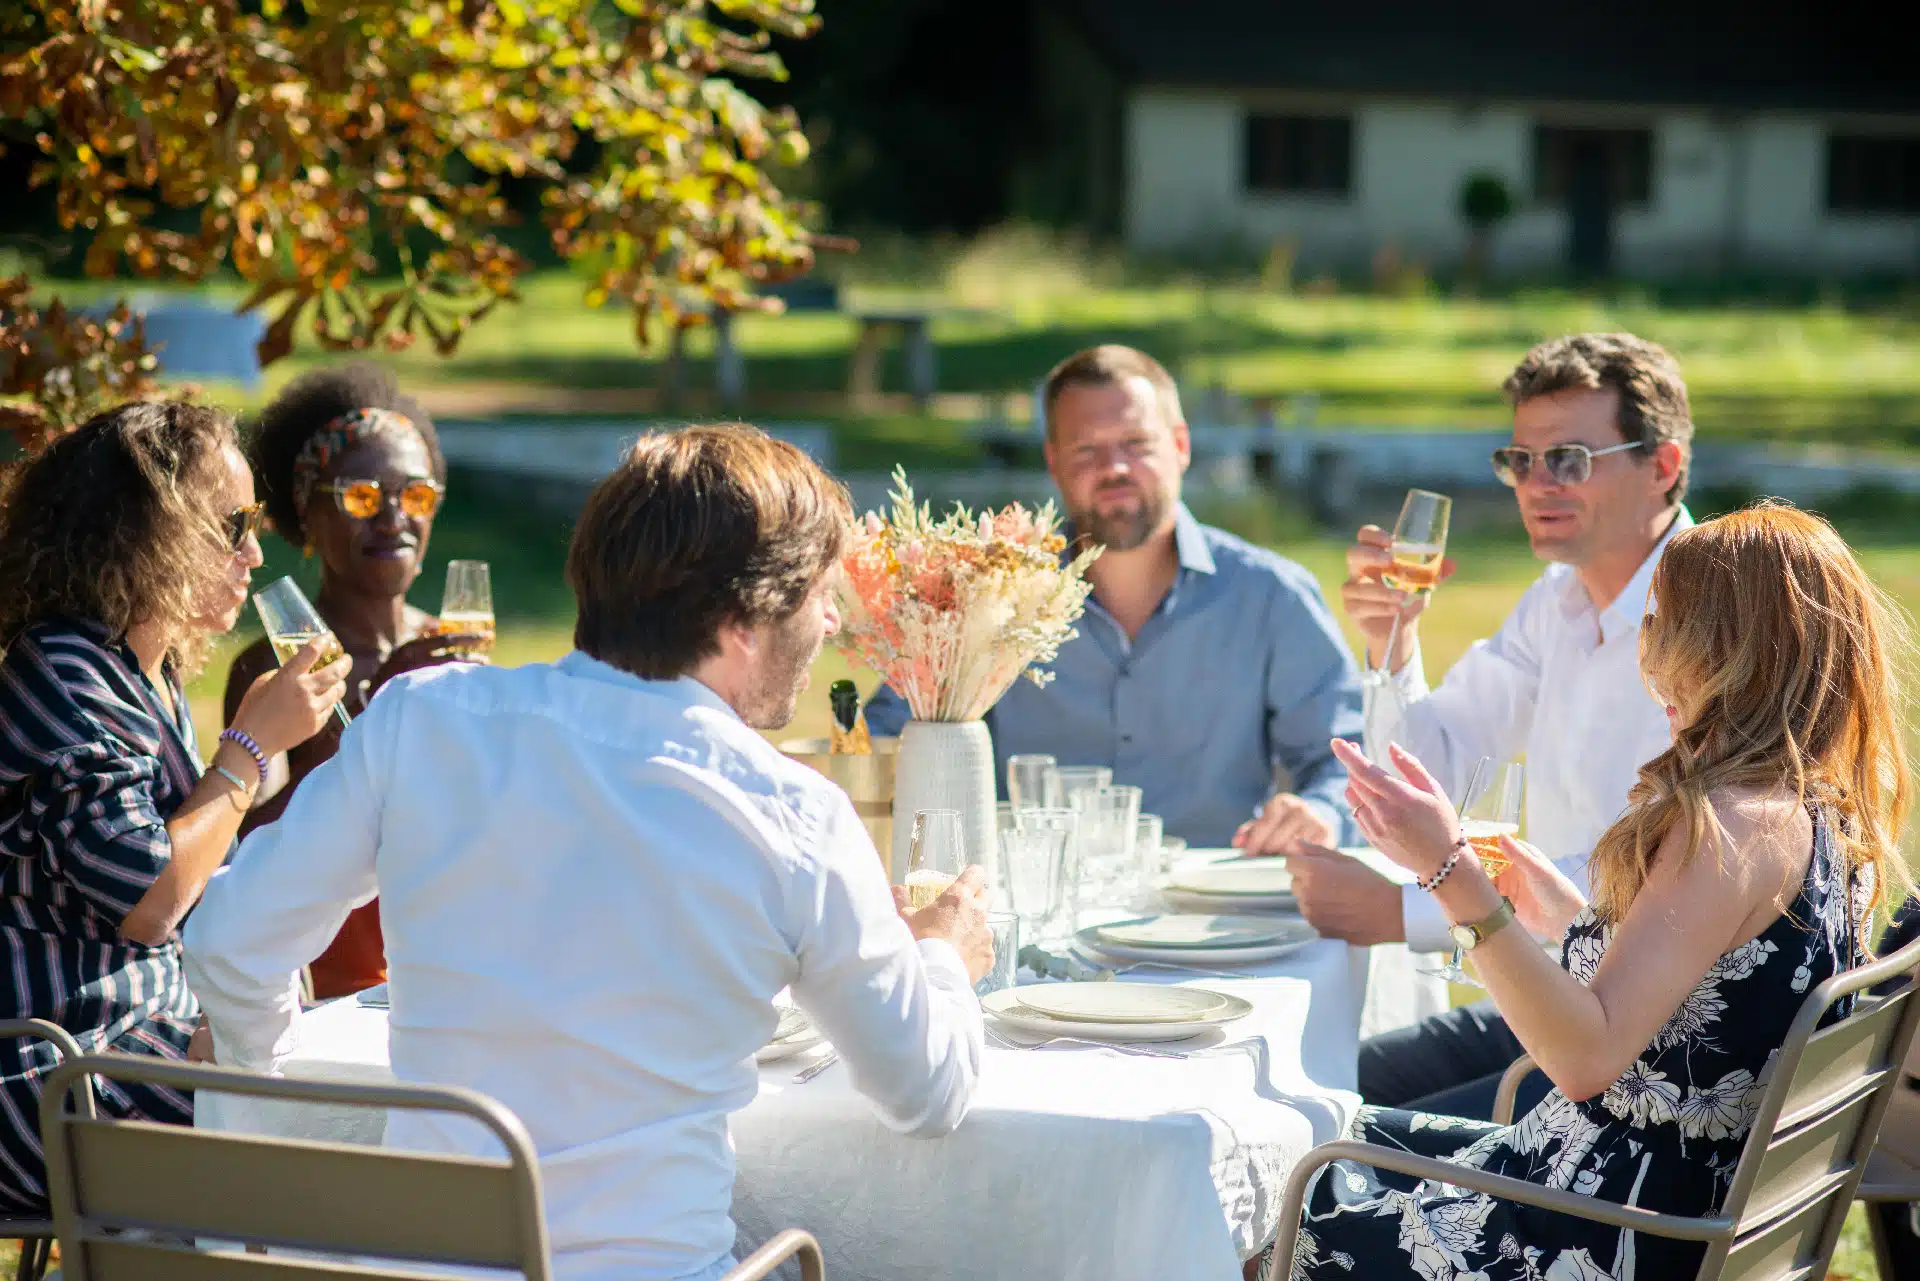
[1286,333,1693,1121]
[184,425,993,1281]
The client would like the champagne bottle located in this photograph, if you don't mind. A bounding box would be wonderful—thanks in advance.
[828,679,872,755]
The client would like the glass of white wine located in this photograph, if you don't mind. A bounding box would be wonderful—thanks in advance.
[905,809,966,909]
[1426,758,1524,988]
[437,559,496,657]
[1382,488,1452,599]
[253,576,350,728]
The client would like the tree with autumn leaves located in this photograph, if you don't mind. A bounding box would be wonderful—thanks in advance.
[0,0,821,452]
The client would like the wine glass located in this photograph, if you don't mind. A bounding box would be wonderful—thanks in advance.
[438,559,495,657]
[905,809,966,909]
[1000,806,1074,944]
[253,577,350,728]
[1423,758,1523,988]
[1382,489,1451,600]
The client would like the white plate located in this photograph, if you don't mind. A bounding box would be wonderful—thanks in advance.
[982,987,1252,1044]
[1094,914,1296,951]
[1075,918,1318,966]
[1165,861,1295,896]
[1011,983,1231,1024]
[1159,887,1300,914]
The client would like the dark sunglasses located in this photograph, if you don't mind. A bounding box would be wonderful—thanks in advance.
[310,476,444,520]
[225,502,265,552]
[1491,441,1644,488]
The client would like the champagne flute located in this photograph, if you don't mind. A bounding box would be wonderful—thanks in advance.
[1425,758,1523,988]
[905,809,966,909]
[253,576,351,728]
[1420,756,1489,985]
[437,559,495,657]
[1382,489,1452,599]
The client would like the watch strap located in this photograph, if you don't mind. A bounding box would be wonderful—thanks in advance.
[1461,897,1518,949]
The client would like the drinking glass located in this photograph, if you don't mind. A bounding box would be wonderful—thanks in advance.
[1000,807,1074,943]
[1422,757,1522,988]
[253,577,351,728]
[906,809,966,909]
[996,802,1017,834]
[1135,813,1166,891]
[1047,765,1112,810]
[1006,754,1056,810]
[975,911,1020,997]
[1071,784,1142,915]
[438,559,496,657]
[1382,489,1452,599]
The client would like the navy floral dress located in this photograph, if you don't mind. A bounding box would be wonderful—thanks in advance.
[1296,809,1864,1281]
[0,620,203,1214]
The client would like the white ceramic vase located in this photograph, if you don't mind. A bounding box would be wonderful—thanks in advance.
[890,719,998,893]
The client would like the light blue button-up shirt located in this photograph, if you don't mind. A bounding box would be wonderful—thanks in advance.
[865,506,1363,847]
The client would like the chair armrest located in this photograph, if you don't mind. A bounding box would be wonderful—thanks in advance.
[725,1228,825,1281]
[1264,1140,1734,1281]
[1493,1053,1537,1126]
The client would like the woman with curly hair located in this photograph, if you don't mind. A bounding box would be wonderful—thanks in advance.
[223,362,482,1000]
[1285,502,1915,1280]
[0,402,348,1214]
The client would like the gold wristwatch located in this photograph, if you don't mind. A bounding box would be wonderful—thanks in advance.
[1448,897,1518,952]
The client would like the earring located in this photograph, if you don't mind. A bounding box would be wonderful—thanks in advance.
[303,542,314,559]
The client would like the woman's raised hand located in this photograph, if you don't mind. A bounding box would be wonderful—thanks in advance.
[1328,738,1463,881]
[230,640,351,756]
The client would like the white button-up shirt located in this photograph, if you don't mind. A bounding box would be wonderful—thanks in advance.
[184,654,983,1281]
[1367,510,1691,952]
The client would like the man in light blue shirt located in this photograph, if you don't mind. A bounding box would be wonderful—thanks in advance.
[866,344,1362,850]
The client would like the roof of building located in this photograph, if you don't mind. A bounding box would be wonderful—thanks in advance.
[1052,1,1920,114]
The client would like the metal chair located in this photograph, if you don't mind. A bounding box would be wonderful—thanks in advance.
[1266,931,1920,1281]
[39,1054,824,1281]
[1,1019,92,1281]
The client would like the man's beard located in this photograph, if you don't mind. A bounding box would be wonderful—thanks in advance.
[1070,484,1170,553]
[741,610,824,730]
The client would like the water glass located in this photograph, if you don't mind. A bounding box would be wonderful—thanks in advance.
[999,806,1074,942]
[906,809,966,909]
[1071,784,1141,913]
[975,911,1020,997]
[996,802,1017,834]
[1047,765,1112,810]
[1135,813,1166,888]
[1006,754,1056,810]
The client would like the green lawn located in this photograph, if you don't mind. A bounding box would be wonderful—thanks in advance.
[28,262,1920,454]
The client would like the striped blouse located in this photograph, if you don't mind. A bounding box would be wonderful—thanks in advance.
[0,619,201,1214]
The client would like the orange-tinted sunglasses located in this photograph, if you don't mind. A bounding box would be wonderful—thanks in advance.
[309,476,444,520]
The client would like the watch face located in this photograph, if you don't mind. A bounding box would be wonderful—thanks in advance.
[1449,924,1475,951]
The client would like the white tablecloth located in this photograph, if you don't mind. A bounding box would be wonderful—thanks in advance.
[195,850,1447,1281]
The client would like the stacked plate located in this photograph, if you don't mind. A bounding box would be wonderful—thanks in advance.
[756,1005,828,1063]
[1158,858,1298,914]
[982,983,1253,1044]
[1076,912,1318,966]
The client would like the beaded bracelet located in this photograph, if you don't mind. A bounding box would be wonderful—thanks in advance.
[218,727,269,785]
[1417,836,1472,894]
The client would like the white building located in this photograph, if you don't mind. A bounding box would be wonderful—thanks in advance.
[1035,1,1920,278]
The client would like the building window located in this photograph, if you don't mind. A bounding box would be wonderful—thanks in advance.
[1244,114,1352,196]
[1533,126,1653,207]
[1827,135,1920,214]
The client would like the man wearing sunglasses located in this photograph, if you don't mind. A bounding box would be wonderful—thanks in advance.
[1289,332,1693,1121]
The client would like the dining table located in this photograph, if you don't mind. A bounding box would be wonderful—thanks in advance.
[194,848,1451,1281]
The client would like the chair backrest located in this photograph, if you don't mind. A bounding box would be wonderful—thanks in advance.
[40,1055,553,1281]
[0,1018,95,1123]
[1704,931,1920,1281]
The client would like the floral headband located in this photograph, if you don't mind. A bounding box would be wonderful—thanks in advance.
[291,407,418,512]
